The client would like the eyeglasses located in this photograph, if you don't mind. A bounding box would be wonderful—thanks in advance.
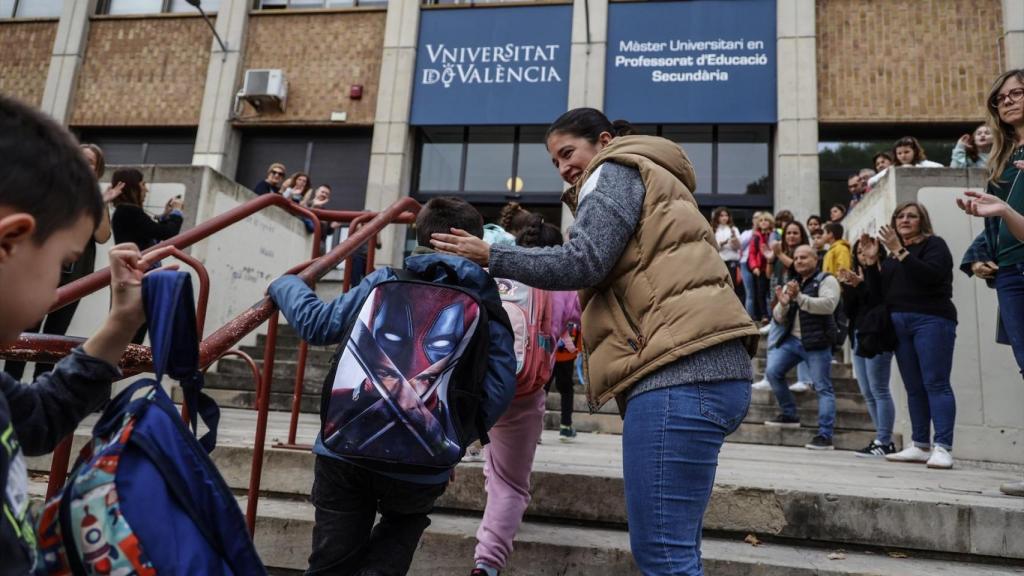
[990,87,1024,109]
[270,170,285,176]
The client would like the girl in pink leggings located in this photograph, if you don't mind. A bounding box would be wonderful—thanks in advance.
[472,219,575,576]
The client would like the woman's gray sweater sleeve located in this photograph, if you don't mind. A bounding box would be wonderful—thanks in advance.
[489,162,644,291]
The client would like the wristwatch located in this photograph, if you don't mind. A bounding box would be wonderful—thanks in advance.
[894,248,909,259]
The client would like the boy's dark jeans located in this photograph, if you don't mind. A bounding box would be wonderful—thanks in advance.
[306,455,449,576]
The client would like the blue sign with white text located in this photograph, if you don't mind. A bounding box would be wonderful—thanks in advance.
[605,0,777,124]
[411,6,572,125]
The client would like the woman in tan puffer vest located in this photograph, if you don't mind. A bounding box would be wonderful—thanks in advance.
[433,108,758,575]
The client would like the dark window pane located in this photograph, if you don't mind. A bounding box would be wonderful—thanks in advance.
[97,142,146,166]
[143,140,195,164]
[106,0,164,14]
[630,124,659,137]
[79,130,196,166]
[307,133,372,211]
[517,127,564,194]
[418,127,463,193]
[717,125,770,196]
[236,134,310,190]
[16,0,62,17]
[288,0,325,7]
[663,126,712,195]
[464,126,513,193]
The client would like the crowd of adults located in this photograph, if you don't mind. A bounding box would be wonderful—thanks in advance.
[712,69,1024,498]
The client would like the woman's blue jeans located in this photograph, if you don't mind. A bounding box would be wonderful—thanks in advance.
[740,260,756,318]
[851,331,895,445]
[995,264,1024,377]
[622,380,751,575]
[890,312,957,450]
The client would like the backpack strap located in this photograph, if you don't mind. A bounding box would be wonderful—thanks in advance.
[142,270,220,453]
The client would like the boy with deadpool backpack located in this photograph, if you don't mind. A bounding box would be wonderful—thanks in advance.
[268,196,517,576]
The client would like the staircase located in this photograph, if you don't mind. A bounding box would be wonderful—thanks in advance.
[198,326,901,452]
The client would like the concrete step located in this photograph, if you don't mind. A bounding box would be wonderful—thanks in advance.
[28,409,1023,563]
[206,372,323,395]
[751,357,855,380]
[251,499,1024,575]
[219,357,332,382]
[727,423,901,451]
[176,386,321,414]
[744,403,875,431]
[239,344,336,365]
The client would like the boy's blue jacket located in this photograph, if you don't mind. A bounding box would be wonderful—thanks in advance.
[268,252,517,484]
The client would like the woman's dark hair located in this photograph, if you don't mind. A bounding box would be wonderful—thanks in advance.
[830,203,847,220]
[806,214,822,227]
[111,168,146,208]
[0,95,102,241]
[80,143,105,178]
[893,136,928,164]
[872,151,895,167]
[711,206,732,226]
[498,202,528,232]
[545,108,634,145]
[851,238,888,273]
[513,212,545,247]
[415,196,483,247]
[891,201,934,237]
[774,209,794,228]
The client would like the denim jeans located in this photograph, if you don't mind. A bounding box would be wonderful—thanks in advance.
[851,331,895,445]
[306,456,448,576]
[767,321,812,383]
[740,260,756,318]
[622,380,750,576]
[890,312,957,450]
[996,264,1024,377]
[765,335,836,438]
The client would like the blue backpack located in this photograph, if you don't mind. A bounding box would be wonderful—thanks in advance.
[35,271,265,576]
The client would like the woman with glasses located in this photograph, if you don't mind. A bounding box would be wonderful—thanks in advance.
[2,144,121,382]
[254,162,286,195]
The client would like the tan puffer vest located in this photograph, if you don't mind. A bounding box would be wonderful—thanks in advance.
[564,135,759,412]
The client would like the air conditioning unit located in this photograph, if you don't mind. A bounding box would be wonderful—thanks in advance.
[237,69,288,113]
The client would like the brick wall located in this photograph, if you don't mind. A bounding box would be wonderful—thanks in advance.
[71,16,211,127]
[240,10,386,126]
[817,0,1003,123]
[0,21,58,107]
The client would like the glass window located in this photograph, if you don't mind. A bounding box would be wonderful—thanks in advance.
[79,130,197,165]
[464,127,514,193]
[663,126,712,196]
[287,0,325,7]
[717,125,770,195]
[106,0,164,15]
[0,0,16,18]
[170,0,220,12]
[15,0,62,17]
[516,127,564,194]
[418,127,464,193]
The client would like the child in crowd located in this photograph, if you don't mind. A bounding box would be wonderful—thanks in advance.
[806,214,823,235]
[268,196,517,576]
[829,203,847,223]
[0,95,154,575]
[951,124,993,169]
[822,222,852,276]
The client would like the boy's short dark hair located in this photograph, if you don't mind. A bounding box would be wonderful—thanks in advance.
[824,222,844,239]
[0,95,101,241]
[416,197,483,247]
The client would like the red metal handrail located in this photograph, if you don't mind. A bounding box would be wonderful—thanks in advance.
[0,190,418,537]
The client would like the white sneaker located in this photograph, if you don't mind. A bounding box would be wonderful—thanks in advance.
[926,446,954,469]
[788,381,810,393]
[885,445,931,464]
[751,378,771,391]
[759,323,772,336]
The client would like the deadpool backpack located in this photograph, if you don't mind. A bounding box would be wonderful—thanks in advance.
[494,278,555,397]
[35,270,265,576]
[318,261,510,475]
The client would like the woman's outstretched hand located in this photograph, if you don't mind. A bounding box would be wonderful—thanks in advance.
[957,190,1008,219]
[431,228,491,267]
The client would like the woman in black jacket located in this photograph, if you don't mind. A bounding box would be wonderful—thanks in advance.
[838,237,895,458]
[110,168,183,342]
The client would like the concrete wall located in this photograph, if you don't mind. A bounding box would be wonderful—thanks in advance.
[816,0,1003,123]
[70,15,211,126]
[50,167,312,367]
[0,20,59,107]
[239,10,386,126]
[843,168,1023,465]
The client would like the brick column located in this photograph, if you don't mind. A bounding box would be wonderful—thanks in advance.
[363,0,420,268]
[39,0,97,123]
[191,0,250,177]
[1006,0,1024,70]
[773,0,819,222]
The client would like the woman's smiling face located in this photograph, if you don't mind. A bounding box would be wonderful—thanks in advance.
[547,131,611,186]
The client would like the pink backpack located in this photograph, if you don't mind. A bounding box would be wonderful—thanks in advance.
[495,278,555,397]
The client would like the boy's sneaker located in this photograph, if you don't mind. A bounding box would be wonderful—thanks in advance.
[751,378,771,391]
[559,425,577,443]
[462,442,484,463]
[886,445,931,464]
[1000,480,1024,497]
[788,381,810,393]
[926,446,954,469]
[472,562,499,576]
[805,435,834,450]
[855,440,896,458]
[764,414,801,428]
